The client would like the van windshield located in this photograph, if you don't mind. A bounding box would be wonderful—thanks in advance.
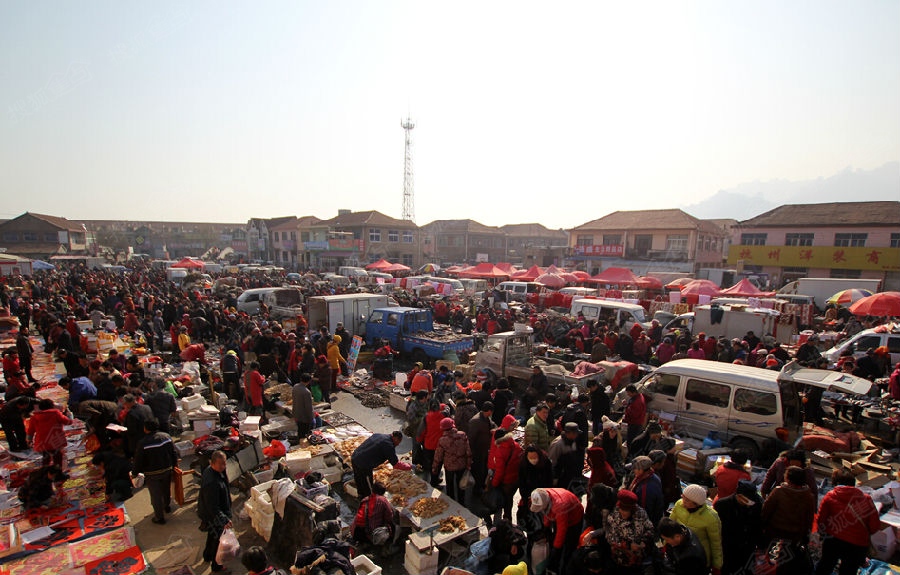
[778,381,801,429]
[631,308,646,323]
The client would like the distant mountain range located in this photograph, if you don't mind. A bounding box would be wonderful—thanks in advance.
[682,161,900,221]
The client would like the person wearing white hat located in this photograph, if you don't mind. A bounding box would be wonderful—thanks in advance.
[669,483,723,573]
[530,487,584,575]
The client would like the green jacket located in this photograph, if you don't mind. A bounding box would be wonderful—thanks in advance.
[524,414,550,453]
[669,499,723,569]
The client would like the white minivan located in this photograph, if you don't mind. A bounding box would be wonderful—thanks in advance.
[495,281,543,302]
[570,298,651,334]
[621,359,872,460]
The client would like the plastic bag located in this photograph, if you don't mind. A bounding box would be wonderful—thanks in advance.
[215,527,240,565]
[459,469,475,490]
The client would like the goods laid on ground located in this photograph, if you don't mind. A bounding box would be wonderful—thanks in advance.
[332,436,369,461]
[373,464,429,497]
[438,516,467,533]
[409,497,449,519]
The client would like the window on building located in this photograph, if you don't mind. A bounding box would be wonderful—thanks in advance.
[785,233,814,247]
[704,238,711,252]
[301,232,310,242]
[44,232,58,242]
[369,229,381,242]
[834,233,867,247]
[388,230,399,242]
[70,232,85,244]
[740,233,767,246]
[290,232,296,240]
[2,232,18,242]
[282,251,288,261]
[666,235,688,251]
[576,235,593,246]
[401,254,413,266]
[22,232,38,242]
[831,269,862,279]
[438,236,448,246]
[602,234,621,245]
[891,233,900,248]
[402,231,414,243]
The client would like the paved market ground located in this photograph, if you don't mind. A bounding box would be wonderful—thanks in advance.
[126,389,412,574]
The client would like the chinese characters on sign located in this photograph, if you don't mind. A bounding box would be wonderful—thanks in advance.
[574,244,624,256]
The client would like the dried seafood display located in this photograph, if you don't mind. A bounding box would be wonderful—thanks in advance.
[264,383,294,405]
[390,494,408,507]
[332,436,369,461]
[409,497,449,519]
[305,443,334,457]
[372,464,428,497]
[438,516,467,533]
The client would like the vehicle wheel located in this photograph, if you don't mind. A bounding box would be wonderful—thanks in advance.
[730,438,760,463]
[411,349,429,368]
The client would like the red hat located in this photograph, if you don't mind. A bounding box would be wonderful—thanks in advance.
[766,358,779,367]
[617,489,638,509]
[501,414,519,430]
[440,417,455,430]
[316,355,328,364]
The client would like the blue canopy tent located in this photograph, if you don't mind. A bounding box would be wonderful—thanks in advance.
[31,260,56,270]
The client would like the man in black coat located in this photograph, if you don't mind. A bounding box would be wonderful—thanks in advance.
[198,450,233,573]
[134,419,178,524]
[123,394,155,458]
[586,379,610,436]
[713,479,763,575]
[468,402,497,496]
[658,517,710,575]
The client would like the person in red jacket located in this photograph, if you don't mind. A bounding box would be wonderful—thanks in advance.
[530,487,585,574]
[488,428,523,523]
[420,400,446,487]
[815,468,881,575]
[623,384,647,446]
[26,399,74,468]
[713,449,751,502]
[244,361,266,416]
[410,369,433,395]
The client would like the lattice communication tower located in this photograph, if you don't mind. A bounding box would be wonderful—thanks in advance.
[401,117,416,223]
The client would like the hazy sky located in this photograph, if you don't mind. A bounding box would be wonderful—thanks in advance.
[2,1,898,229]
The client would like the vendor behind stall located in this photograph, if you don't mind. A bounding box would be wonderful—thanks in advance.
[350,431,410,499]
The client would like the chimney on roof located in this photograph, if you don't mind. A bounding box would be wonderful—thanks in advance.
[338,209,351,216]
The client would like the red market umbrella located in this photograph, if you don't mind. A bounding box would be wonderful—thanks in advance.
[384,262,411,273]
[511,265,544,281]
[365,259,393,270]
[495,262,518,274]
[635,276,663,290]
[559,272,579,283]
[544,264,563,275]
[571,271,592,281]
[680,279,721,297]
[588,267,638,286]
[535,273,566,288]
[848,292,900,317]
[719,278,775,298]
[458,263,510,279]
[170,257,205,269]
[664,277,695,290]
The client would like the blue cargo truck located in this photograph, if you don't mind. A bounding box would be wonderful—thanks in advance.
[365,307,474,365]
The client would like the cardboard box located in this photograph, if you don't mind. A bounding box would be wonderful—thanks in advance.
[404,541,439,574]
[192,419,217,435]
[240,416,262,432]
[181,394,205,412]
[285,450,311,474]
[677,449,699,478]
[351,554,383,575]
